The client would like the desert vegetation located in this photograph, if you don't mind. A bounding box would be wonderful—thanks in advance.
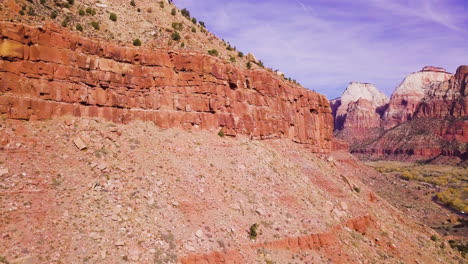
[370,161,467,213]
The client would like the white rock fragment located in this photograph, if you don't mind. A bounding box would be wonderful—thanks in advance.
[256,208,266,216]
[73,137,87,150]
[195,229,203,238]
[0,168,8,176]
[100,250,106,260]
[115,240,125,246]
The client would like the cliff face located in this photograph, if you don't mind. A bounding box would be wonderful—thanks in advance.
[344,99,383,129]
[382,67,452,129]
[0,22,333,152]
[416,65,468,119]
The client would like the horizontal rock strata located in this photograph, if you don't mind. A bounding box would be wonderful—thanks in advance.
[0,22,333,152]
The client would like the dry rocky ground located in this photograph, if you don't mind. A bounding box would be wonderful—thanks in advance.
[0,116,466,263]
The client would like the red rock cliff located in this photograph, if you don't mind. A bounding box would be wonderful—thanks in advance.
[0,22,333,152]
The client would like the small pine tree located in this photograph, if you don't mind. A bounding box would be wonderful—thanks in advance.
[181,8,190,18]
[79,9,85,16]
[247,61,252,69]
[76,24,83,32]
[130,0,136,7]
[238,51,244,57]
[191,27,196,33]
[50,11,58,19]
[199,21,206,28]
[171,8,176,16]
[191,17,197,24]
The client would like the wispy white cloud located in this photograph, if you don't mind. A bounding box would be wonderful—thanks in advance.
[174,0,468,98]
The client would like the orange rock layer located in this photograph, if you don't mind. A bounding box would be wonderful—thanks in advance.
[0,22,333,152]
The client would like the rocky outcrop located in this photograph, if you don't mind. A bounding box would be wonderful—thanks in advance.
[416,65,468,119]
[382,67,452,129]
[0,22,333,152]
[332,82,389,130]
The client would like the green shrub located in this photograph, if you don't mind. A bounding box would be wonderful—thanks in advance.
[226,45,234,51]
[109,12,117,21]
[90,21,100,30]
[79,9,85,16]
[199,21,206,28]
[191,17,197,24]
[133,39,142,46]
[67,0,74,5]
[50,10,58,19]
[238,51,244,57]
[130,0,136,7]
[430,235,438,241]
[27,7,35,16]
[217,130,225,137]
[19,10,25,15]
[229,56,236,63]
[86,8,96,15]
[191,27,196,33]
[171,31,181,41]
[61,16,71,27]
[249,223,259,239]
[208,49,219,56]
[247,61,252,69]
[171,22,183,31]
[76,24,83,32]
[171,8,176,16]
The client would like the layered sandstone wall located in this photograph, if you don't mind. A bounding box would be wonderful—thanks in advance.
[0,22,333,152]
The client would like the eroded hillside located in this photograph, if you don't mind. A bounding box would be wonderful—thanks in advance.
[0,117,465,263]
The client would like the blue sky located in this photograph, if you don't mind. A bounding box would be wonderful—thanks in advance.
[173,0,468,99]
